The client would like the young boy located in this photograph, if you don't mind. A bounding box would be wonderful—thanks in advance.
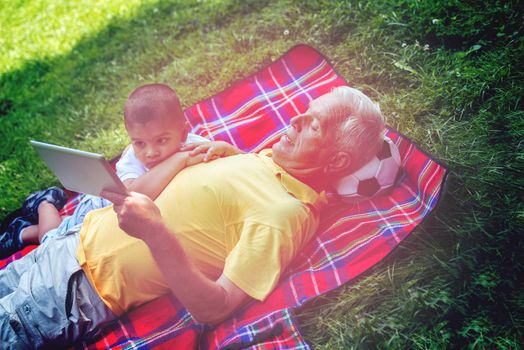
[0,83,240,258]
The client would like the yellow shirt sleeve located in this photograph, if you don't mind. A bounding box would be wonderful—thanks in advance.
[223,222,292,301]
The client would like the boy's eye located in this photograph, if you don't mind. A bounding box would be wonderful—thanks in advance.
[157,138,169,145]
[133,141,145,148]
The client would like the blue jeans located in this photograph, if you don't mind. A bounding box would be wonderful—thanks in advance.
[41,195,111,243]
[0,226,115,349]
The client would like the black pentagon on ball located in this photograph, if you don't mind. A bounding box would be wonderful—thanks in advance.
[376,140,392,160]
[357,177,381,197]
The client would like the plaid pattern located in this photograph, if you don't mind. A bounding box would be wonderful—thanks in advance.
[0,44,447,349]
[60,192,84,216]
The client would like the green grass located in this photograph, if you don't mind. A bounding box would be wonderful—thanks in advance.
[1,0,522,348]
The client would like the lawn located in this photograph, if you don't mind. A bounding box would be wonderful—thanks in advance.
[1,0,522,348]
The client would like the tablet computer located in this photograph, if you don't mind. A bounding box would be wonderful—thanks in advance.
[31,140,129,197]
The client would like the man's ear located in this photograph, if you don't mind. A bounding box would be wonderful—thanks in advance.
[324,151,351,174]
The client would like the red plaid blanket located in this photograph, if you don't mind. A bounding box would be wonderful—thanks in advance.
[0,44,447,349]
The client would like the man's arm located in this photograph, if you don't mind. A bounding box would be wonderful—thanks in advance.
[147,226,251,324]
[123,151,204,200]
[101,191,252,324]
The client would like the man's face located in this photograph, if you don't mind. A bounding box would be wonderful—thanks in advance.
[126,118,188,169]
[272,94,338,175]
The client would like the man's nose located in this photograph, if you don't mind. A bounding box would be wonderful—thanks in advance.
[290,115,303,132]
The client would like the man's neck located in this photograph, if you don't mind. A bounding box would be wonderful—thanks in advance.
[286,167,330,193]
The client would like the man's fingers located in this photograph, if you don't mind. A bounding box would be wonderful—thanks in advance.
[112,203,123,212]
[100,190,127,205]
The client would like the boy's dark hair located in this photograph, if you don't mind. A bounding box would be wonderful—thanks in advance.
[124,83,184,127]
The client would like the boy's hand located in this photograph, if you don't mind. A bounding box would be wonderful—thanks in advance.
[185,152,207,167]
[181,141,242,162]
[156,151,205,168]
[167,150,206,167]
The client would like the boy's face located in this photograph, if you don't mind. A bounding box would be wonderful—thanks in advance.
[126,118,188,169]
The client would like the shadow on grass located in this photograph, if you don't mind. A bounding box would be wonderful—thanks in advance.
[0,0,269,162]
[0,0,269,217]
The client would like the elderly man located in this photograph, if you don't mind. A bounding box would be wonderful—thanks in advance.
[0,86,384,348]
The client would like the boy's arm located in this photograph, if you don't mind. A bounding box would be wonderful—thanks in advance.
[123,151,205,200]
[181,141,245,162]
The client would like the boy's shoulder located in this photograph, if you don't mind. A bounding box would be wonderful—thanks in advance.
[117,145,142,167]
[121,144,133,155]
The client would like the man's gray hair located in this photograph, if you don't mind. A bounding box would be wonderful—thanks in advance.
[322,86,385,174]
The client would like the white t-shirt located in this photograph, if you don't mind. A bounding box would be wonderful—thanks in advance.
[116,133,208,182]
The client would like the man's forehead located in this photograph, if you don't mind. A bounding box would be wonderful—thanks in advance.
[310,91,340,108]
[308,93,341,119]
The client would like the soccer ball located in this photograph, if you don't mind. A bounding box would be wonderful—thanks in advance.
[335,136,402,203]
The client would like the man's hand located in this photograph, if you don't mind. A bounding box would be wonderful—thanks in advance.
[100,190,164,242]
[181,141,243,162]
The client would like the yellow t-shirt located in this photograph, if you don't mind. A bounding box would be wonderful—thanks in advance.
[76,150,327,315]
